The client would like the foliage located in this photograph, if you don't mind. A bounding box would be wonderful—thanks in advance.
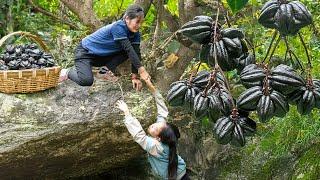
[94,0,133,20]
[226,0,249,13]
[165,0,179,17]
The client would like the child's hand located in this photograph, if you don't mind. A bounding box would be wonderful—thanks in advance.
[116,100,130,115]
[144,78,156,94]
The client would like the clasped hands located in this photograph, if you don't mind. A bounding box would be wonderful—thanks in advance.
[131,66,152,91]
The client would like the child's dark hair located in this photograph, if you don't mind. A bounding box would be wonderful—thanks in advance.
[158,123,181,180]
[123,4,144,20]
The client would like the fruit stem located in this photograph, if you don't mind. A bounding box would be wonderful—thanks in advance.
[214,65,235,108]
[262,31,278,63]
[188,61,202,83]
[277,0,287,4]
[203,70,216,97]
[231,108,239,120]
[283,36,305,72]
[298,32,312,70]
[265,36,281,64]
[284,47,289,62]
[188,73,194,84]
[213,6,220,66]
[196,61,202,73]
[290,51,305,73]
[262,65,271,95]
[245,38,256,59]
[225,11,231,28]
[306,67,313,88]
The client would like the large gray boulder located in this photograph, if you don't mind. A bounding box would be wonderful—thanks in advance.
[0,79,156,179]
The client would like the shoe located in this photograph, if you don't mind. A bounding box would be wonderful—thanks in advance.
[59,68,69,83]
[96,66,119,82]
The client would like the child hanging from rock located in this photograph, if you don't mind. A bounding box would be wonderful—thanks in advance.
[116,79,190,180]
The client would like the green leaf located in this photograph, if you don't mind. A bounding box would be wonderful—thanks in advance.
[227,0,249,13]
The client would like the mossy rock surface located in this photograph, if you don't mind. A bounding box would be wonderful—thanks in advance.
[0,80,156,179]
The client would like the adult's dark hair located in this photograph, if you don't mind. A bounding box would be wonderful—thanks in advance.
[123,4,144,20]
[159,123,181,180]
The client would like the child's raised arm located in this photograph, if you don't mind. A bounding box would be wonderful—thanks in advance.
[153,90,168,123]
[116,100,162,156]
[144,78,169,123]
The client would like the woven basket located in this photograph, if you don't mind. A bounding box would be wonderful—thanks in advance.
[0,31,61,94]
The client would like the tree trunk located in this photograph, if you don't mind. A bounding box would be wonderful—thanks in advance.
[6,1,14,33]
[151,0,163,52]
[154,0,201,91]
[179,0,187,24]
[185,0,199,21]
[156,45,197,92]
[134,0,152,13]
[59,0,102,30]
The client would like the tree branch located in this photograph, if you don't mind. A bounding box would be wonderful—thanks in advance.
[161,5,180,32]
[134,0,152,14]
[59,0,102,30]
[151,0,163,52]
[28,0,79,30]
[184,0,199,21]
[179,0,186,24]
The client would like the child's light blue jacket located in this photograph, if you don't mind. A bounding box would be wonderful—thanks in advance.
[123,91,186,179]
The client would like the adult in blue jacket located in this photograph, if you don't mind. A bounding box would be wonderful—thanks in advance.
[59,4,150,91]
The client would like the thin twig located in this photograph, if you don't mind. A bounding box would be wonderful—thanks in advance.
[28,0,79,29]
[214,0,235,108]
[262,31,278,63]
[290,50,305,73]
[196,61,202,73]
[264,36,281,63]
[216,65,231,91]
[245,38,255,58]
[202,4,221,97]
[298,32,312,69]
[225,11,231,27]
[283,36,304,72]
[117,82,124,100]
[283,36,292,62]
[188,62,202,83]
[159,31,177,50]
[284,48,288,62]
[213,7,220,65]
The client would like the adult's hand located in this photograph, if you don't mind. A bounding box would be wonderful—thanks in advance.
[132,79,142,91]
[138,66,151,81]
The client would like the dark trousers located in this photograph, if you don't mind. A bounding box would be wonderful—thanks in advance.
[181,172,191,180]
[68,44,128,86]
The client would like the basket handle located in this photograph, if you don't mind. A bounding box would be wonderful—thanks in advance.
[0,31,49,52]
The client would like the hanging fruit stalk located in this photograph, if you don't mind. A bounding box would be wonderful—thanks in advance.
[169,0,319,147]
[283,36,304,71]
[262,31,278,63]
[263,35,281,64]
[298,32,312,70]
